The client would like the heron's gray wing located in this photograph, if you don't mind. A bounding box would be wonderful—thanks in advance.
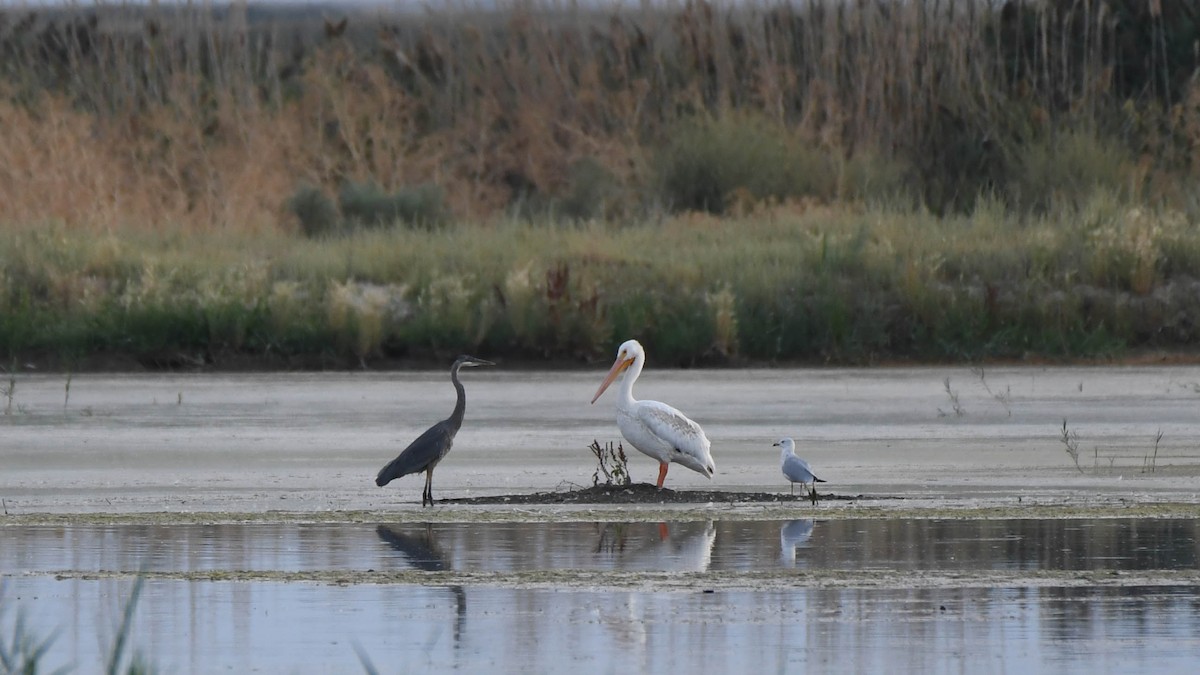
[376,421,454,486]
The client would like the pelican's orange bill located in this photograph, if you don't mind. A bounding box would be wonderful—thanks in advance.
[590,356,632,404]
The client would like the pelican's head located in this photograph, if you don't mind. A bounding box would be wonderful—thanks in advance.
[773,437,796,457]
[590,339,644,404]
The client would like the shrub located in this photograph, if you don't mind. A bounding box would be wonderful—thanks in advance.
[338,181,447,230]
[839,151,916,206]
[1008,130,1133,213]
[287,185,341,238]
[558,157,626,221]
[653,114,835,214]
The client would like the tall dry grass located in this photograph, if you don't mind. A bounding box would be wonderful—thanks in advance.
[0,0,1196,231]
[3,1,1200,365]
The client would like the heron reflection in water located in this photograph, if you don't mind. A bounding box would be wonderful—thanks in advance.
[375,355,493,506]
[375,525,466,648]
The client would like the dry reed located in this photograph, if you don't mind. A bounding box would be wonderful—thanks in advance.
[0,1,1195,231]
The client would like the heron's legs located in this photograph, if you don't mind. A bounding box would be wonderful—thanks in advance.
[422,469,434,507]
[656,462,669,489]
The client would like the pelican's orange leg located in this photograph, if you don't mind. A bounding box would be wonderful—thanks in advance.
[656,462,669,489]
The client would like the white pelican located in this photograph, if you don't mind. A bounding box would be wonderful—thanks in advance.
[775,437,825,504]
[590,339,715,488]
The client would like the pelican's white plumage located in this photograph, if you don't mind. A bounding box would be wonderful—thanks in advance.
[775,437,824,498]
[591,339,715,488]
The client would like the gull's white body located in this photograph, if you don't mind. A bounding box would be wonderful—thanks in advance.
[775,437,824,495]
[592,340,715,488]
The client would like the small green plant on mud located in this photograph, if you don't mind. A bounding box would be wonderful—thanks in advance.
[588,440,631,487]
[1060,419,1084,473]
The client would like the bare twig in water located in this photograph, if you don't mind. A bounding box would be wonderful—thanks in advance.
[1,361,15,416]
[971,366,1012,416]
[1144,429,1164,474]
[64,372,72,410]
[0,585,60,673]
[353,642,381,675]
[938,377,965,417]
[1060,419,1084,473]
[105,577,145,675]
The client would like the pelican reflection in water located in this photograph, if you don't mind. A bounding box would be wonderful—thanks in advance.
[594,521,717,572]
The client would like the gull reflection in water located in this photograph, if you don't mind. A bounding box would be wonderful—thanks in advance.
[375,525,466,649]
[780,519,815,566]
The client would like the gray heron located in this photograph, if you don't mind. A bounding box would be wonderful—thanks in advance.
[590,339,715,489]
[775,437,824,505]
[375,354,493,506]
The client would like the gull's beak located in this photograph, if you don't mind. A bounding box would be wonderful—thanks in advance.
[772,441,781,447]
[591,356,632,404]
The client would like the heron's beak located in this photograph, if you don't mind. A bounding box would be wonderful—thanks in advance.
[590,356,632,404]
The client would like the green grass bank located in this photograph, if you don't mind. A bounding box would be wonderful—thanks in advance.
[4,198,1200,369]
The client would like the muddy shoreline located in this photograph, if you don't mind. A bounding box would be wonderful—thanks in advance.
[5,497,1198,528]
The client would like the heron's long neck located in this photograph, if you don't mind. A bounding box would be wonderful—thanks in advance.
[618,352,644,408]
[448,364,467,427]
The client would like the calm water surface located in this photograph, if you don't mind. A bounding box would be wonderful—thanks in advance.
[4,579,1199,674]
[3,518,1199,673]
[3,518,1199,574]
